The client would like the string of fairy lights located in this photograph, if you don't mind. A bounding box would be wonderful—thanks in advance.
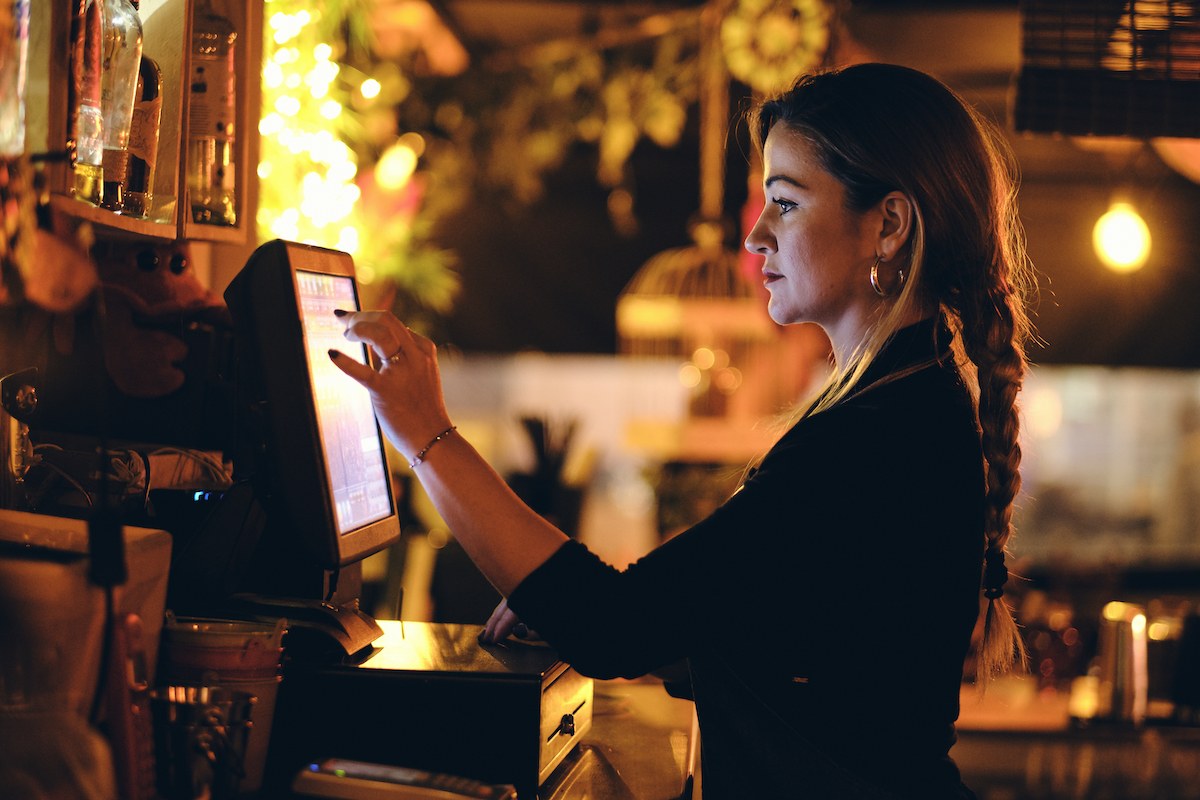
[257,0,422,286]
[258,5,357,257]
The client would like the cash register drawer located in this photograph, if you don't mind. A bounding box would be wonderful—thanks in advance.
[539,662,593,785]
[264,621,593,800]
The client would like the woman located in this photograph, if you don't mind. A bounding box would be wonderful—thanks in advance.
[330,63,1032,799]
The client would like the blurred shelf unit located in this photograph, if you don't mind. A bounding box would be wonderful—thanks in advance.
[29,0,261,244]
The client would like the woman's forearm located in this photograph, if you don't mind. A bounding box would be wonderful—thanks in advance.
[409,429,570,596]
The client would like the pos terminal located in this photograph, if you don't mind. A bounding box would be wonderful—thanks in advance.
[218,241,593,798]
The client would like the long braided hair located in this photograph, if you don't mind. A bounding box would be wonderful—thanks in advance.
[751,64,1034,681]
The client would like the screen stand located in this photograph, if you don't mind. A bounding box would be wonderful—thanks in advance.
[222,592,384,660]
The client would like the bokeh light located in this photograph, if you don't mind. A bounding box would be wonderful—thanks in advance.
[1093,202,1150,273]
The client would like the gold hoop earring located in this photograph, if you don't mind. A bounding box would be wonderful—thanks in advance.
[870,256,886,296]
[870,256,906,298]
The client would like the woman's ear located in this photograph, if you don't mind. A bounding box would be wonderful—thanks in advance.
[875,191,914,260]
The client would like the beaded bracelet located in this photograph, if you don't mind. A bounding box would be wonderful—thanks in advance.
[409,426,457,468]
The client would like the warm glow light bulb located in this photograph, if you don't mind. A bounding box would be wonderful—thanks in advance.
[1093,202,1150,273]
[361,79,381,98]
[375,143,418,189]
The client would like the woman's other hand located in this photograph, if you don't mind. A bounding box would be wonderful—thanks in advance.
[328,310,453,462]
[480,598,540,644]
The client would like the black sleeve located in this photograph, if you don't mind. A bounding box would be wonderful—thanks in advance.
[505,405,901,680]
[506,370,983,685]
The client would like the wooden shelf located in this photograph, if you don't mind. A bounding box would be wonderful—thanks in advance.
[30,0,260,245]
[49,195,176,241]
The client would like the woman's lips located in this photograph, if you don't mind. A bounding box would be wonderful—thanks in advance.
[763,269,783,284]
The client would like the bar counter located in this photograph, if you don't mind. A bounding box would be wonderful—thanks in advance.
[953,681,1200,799]
[270,621,697,800]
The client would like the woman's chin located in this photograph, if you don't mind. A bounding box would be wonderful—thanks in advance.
[766,302,794,327]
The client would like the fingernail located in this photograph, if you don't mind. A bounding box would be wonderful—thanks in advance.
[513,623,528,639]
[328,349,340,360]
[333,309,348,317]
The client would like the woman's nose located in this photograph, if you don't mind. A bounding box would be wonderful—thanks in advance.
[744,212,775,255]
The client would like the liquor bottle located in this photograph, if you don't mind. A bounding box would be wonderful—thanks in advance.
[99,0,143,211]
[0,0,31,157]
[122,54,160,218]
[187,0,237,226]
[70,0,105,205]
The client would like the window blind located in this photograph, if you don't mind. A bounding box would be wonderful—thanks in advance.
[1013,0,1200,137]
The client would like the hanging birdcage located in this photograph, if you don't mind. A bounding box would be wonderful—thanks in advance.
[617,1,775,431]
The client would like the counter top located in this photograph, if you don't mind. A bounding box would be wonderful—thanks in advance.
[952,678,1200,799]
[957,678,1073,732]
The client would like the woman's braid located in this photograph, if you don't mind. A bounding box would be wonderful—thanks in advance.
[959,282,1029,680]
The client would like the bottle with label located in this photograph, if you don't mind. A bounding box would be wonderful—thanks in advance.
[122,54,161,218]
[0,0,31,157]
[99,0,143,211]
[187,0,237,226]
[70,0,105,205]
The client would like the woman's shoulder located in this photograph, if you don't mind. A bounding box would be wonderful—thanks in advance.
[800,361,970,423]
[766,362,977,462]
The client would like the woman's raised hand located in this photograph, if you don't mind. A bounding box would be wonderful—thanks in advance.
[332,311,569,599]
[328,310,454,463]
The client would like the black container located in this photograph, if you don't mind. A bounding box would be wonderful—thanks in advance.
[262,622,592,800]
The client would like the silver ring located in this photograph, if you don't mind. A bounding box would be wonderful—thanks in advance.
[387,352,403,365]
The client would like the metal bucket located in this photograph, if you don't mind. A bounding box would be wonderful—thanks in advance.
[151,685,255,800]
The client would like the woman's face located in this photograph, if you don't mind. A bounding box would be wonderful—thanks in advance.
[744,125,879,331]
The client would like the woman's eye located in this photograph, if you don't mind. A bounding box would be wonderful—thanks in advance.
[773,198,796,214]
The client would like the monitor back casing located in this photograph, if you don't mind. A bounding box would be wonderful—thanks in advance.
[224,240,401,572]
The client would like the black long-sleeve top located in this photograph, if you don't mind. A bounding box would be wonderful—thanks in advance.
[508,318,985,799]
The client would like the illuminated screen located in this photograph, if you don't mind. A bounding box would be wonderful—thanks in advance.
[296,270,392,535]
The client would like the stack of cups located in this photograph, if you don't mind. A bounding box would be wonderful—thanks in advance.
[159,614,287,796]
